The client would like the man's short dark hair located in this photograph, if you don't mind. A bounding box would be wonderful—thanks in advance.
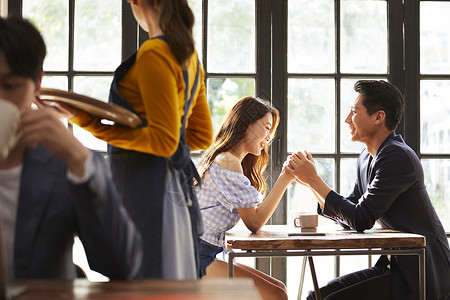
[0,16,46,81]
[354,80,405,131]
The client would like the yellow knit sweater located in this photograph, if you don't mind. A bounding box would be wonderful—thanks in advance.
[70,38,213,157]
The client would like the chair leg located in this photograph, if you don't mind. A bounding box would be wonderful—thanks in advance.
[297,256,308,300]
[308,256,322,300]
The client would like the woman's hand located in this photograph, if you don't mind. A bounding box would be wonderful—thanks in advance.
[285,150,318,187]
[280,156,296,183]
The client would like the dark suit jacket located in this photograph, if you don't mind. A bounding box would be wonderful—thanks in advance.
[322,132,450,300]
[13,145,142,279]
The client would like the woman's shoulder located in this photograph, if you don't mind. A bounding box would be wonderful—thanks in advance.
[213,152,243,174]
[137,38,176,64]
[139,37,170,52]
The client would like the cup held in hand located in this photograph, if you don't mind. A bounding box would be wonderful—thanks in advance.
[0,99,21,162]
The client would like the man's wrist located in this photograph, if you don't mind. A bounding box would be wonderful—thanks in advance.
[67,150,94,183]
[67,147,91,178]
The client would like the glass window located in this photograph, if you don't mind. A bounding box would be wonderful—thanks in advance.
[74,0,121,71]
[287,79,335,153]
[420,2,450,74]
[423,159,450,230]
[288,0,335,73]
[22,0,68,71]
[420,80,450,154]
[340,158,358,196]
[287,256,335,300]
[207,0,255,73]
[207,78,255,132]
[340,0,387,74]
[41,76,68,91]
[188,0,203,62]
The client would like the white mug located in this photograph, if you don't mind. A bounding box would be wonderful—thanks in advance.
[292,212,318,231]
[0,99,21,162]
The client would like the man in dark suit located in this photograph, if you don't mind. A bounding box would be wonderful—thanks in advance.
[287,80,450,300]
[0,16,142,279]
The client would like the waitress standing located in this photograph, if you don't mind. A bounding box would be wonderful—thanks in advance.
[70,0,213,279]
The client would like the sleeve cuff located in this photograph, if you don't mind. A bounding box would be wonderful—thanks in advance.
[67,151,95,184]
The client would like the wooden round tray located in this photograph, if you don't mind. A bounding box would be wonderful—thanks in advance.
[39,88,143,128]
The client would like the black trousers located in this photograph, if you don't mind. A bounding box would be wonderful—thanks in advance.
[307,265,391,300]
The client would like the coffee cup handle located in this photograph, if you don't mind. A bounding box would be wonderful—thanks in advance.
[294,217,301,227]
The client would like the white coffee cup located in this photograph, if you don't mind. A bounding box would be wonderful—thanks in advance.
[292,212,318,232]
[0,99,21,162]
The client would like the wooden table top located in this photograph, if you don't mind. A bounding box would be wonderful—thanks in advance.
[226,224,426,251]
[11,278,261,300]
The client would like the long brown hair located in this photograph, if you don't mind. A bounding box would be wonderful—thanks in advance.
[146,0,195,65]
[198,96,279,196]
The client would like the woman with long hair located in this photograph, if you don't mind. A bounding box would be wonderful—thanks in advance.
[70,0,213,279]
[197,96,293,300]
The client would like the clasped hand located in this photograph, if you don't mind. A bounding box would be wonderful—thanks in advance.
[284,150,318,187]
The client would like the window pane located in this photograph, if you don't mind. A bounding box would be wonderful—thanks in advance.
[421,80,450,154]
[188,0,203,62]
[288,79,335,153]
[72,76,113,152]
[207,78,255,132]
[422,159,450,231]
[340,158,357,196]
[73,76,112,101]
[41,76,68,90]
[340,255,375,277]
[340,79,369,154]
[288,0,335,73]
[23,0,68,71]
[207,0,255,73]
[74,0,121,71]
[287,256,335,300]
[340,0,387,74]
[420,2,450,74]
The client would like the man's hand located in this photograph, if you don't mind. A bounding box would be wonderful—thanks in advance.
[18,107,89,177]
[285,150,318,186]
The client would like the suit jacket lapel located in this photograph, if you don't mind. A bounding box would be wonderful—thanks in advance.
[358,152,371,190]
[366,133,396,186]
[14,145,58,275]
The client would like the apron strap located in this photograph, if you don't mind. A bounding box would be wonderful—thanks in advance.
[109,52,148,127]
[169,58,200,176]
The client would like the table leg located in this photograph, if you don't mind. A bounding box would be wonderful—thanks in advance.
[228,252,235,278]
[308,256,321,300]
[419,248,426,300]
[297,256,307,300]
